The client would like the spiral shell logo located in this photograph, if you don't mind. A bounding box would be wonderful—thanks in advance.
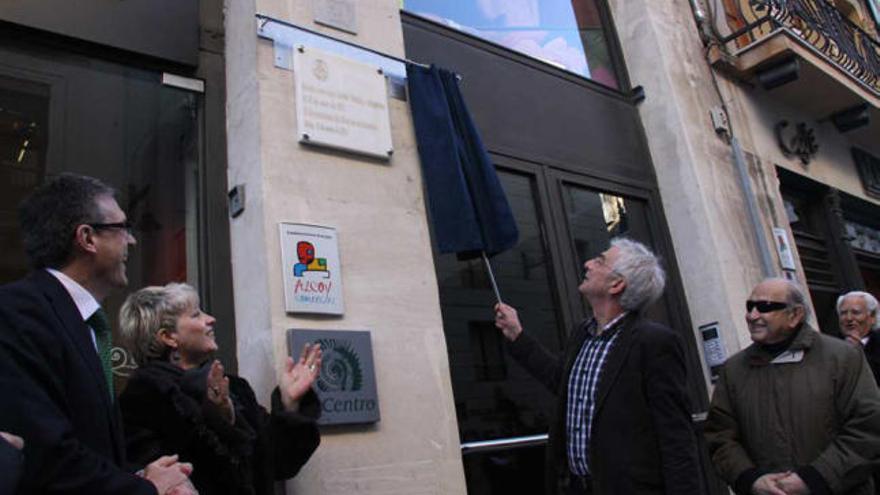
[315,338,363,392]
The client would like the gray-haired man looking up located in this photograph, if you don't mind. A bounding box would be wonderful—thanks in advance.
[494,238,704,494]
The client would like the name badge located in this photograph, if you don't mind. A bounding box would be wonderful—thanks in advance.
[771,350,804,364]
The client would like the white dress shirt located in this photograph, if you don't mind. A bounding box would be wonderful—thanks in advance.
[46,268,101,351]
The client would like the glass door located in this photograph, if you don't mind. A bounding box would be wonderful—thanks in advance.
[545,169,676,332]
[0,41,209,385]
[434,157,703,493]
[435,160,564,493]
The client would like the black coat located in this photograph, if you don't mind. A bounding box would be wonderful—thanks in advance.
[508,314,704,495]
[0,270,155,494]
[0,433,23,494]
[865,330,880,386]
[119,361,320,495]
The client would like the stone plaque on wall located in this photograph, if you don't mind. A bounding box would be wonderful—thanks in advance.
[293,45,393,160]
[288,329,380,425]
[313,0,357,34]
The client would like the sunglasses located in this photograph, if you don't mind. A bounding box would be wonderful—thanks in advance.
[88,221,134,235]
[746,300,789,313]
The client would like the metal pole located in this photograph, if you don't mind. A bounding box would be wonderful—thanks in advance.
[482,251,503,304]
[731,137,776,277]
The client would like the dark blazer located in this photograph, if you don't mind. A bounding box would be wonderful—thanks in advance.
[120,361,321,495]
[865,330,880,387]
[508,313,704,494]
[0,270,155,494]
[0,434,23,494]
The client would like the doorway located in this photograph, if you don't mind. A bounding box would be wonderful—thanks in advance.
[434,156,703,493]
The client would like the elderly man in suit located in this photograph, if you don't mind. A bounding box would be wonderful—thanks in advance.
[838,290,880,385]
[0,173,195,494]
[706,279,880,495]
[494,237,704,494]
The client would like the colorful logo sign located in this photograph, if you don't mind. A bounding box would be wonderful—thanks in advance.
[279,223,343,315]
[294,241,330,278]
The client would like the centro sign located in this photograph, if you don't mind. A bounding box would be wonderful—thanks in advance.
[287,329,380,425]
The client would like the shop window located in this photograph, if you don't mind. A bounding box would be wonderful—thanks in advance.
[0,75,49,283]
[0,43,205,385]
[853,147,880,200]
[435,169,562,444]
[402,0,621,88]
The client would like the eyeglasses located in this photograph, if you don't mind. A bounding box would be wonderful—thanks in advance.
[88,221,134,235]
[746,300,789,313]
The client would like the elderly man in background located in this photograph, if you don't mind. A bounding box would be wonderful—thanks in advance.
[494,238,703,494]
[706,278,880,495]
[838,291,880,385]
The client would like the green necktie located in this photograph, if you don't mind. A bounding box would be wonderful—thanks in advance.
[87,308,114,400]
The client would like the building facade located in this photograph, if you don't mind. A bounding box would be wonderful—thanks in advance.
[2,0,878,494]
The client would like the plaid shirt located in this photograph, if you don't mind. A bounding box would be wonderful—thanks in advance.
[566,312,627,476]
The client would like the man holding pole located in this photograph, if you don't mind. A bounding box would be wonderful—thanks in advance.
[494,238,703,494]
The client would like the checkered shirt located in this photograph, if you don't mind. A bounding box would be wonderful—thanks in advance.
[566,312,627,476]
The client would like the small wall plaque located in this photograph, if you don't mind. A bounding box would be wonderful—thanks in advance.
[293,45,393,160]
[288,329,380,425]
[772,226,797,271]
[313,0,357,34]
[279,223,344,315]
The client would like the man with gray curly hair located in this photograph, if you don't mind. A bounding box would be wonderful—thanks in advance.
[494,237,703,494]
[838,290,880,385]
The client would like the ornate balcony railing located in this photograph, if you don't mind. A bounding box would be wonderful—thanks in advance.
[719,0,880,94]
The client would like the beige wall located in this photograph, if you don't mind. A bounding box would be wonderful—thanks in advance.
[608,0,876,373]
[727,81,880,208]
[609,0,769,377]
[225,1,468,493]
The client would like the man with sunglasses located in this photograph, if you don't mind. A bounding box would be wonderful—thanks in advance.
[494,238,703,494]
[705,278,880,495]
[0,174,196,494]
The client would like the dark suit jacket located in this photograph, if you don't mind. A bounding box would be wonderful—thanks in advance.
[865,330,880,387]
[0,434,23,494]
[0,270,155,494]
[508,313,704,494]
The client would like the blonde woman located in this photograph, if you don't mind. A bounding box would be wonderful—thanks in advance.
[118,283,322,495]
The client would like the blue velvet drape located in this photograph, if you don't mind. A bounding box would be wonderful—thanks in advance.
[406,64,518,260]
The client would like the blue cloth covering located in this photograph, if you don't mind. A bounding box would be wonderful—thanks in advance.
[406,64,518,260]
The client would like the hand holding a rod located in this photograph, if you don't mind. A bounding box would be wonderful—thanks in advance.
[494,303,523,342]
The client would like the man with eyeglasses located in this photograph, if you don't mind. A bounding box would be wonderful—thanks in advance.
[705,278,880,495]
[838,291,880,386]
[0,173,196,494]
[494,238,704,494]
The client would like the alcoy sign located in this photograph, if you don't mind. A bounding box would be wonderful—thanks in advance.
[287,329,380,425]
[279,223,344,315]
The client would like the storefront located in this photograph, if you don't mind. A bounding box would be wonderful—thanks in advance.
[0,0,236,376]
[401,5,711,492]
[1,1,743,493]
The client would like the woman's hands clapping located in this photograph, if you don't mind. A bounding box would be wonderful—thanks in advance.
[205,360,234,424]
[280,343,322,412]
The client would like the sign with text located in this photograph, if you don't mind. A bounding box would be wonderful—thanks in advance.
[279,223,344,315]
[288,329,380,425]
[772,227,797,271]
[293,45,392,159]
